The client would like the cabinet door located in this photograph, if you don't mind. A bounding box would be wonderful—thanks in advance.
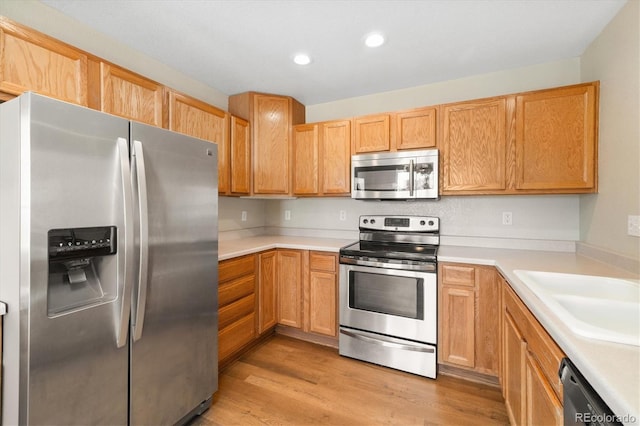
[353,114,390,153]
[439,286,475,367]
[526,351,563,426]
[475,267,501,376]
[441,98,507,192]
[100,62,163,127]
[516,84,596,191]
[321,120,351,195]
[504,310,527,426]
[253,94,290,194]
[0,18,88,105]
[230,115,251,195]
[168,91,230,193]
[394,107,437,150]
[258,251,278,334]
[277,250,304,328]
[293,124,320,195]
[307,252,338,337]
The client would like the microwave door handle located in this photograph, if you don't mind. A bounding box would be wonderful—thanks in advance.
[409,159,415,197]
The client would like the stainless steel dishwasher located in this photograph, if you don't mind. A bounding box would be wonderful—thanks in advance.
[559,358,623,425]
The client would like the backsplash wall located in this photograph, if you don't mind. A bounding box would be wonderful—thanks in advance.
[264,195,580,249]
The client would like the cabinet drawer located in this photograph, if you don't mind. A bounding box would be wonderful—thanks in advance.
[309,252,337,272]
[219,274,255,307]
[219,294,255,330]
[440,264,476,287]
[219,254,255,283]
[218,313,255,362]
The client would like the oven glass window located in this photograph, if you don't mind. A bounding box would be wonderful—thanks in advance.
[348,271,424,319]
[353,165,410,192]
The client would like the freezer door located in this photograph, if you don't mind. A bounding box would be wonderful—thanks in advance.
[1,93,132,425]
[129,122,218,425]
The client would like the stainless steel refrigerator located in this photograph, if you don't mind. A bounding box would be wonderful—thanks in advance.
[0,93,219,425]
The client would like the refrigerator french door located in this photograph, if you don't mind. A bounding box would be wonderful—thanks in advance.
[0,93,218,425]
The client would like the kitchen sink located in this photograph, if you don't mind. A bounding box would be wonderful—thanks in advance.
[513,270,640,346]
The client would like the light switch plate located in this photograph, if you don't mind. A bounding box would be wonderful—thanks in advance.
[285,210,291,221]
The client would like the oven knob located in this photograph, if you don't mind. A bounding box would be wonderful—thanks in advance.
[428,220,434,226]
[363,219,368,224]
[370,219,376,224]
[420,220,426,226]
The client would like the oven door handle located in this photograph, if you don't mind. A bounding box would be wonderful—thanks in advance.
[340,329,435,353]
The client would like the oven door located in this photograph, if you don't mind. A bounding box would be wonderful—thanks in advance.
[339,263,437,344]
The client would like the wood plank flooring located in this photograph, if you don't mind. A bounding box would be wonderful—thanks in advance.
[192,335,509,425]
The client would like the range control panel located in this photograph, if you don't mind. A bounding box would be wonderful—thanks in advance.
[48,226,117,260]
[358,215,439,233]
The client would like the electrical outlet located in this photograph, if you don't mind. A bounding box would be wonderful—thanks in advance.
[502,212,513,226]
[284,210,291,221]
[339,210,347,221]
[241,211,247,222]
[628,215,640,237]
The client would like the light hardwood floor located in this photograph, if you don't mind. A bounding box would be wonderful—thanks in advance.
[192,335,508,425]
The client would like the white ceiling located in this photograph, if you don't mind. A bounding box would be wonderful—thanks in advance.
[41,0,626,106]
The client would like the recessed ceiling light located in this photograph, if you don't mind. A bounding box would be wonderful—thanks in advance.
[293,53,311,65]
[365,33,385,48]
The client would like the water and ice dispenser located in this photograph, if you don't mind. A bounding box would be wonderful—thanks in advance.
[47,226,118,316]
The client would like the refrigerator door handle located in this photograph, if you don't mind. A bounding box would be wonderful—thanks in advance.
[117,137,134,348]
[132,140,149,342]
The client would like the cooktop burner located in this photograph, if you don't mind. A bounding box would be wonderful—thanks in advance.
[340,241,438,262]
[339,215,440,266]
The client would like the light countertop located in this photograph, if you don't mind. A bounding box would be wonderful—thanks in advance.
[220,237,640,424]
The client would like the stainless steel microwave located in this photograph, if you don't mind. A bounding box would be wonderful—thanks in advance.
[351,149,439,200]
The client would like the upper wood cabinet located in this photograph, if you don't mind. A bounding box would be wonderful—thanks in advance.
[98,62,163,127]
[394,106,437,150]
[293,119,351,196]
[0,17,88,105]
[168,91,230,194]
[438,263,501,378]
[293,124,320,195]
[440,97,508,193]
[322,120,351,195]
[228,92,305,195]
[230,115,251,195]
[353,113,390,153]
[516,83,597,192]
[442,82,599,195]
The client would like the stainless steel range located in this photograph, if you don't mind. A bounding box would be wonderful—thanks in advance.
[339,215,439,378]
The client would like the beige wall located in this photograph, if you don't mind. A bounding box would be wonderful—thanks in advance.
[307,58,580,121]
[0,0,229,109]
[580,0,640,260]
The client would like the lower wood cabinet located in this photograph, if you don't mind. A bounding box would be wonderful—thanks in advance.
[258,250,277,334]
[277,249,306,328]
[218,254,256,365]
[306,251,338,337]
[502,276,564,426]
[438,262,501,377]
[219,249,339,366]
